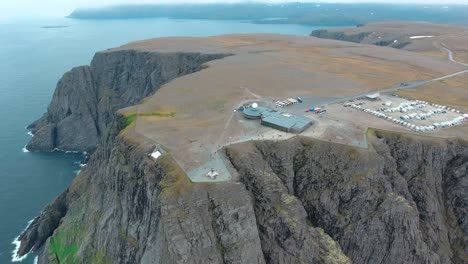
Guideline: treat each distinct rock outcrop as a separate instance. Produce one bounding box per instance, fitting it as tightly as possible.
[16,190,68,257]
[310,29,411,49]
[27,50,229,152]
[19,117,270,264]
[18,46,467,264]
[19,125,467,263]
[310,29,371,44]
[226,131,468,264]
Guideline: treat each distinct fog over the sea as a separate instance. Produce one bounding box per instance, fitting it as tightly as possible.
[1,0,467,18]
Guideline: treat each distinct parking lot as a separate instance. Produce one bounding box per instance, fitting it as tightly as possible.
[344,94,468,132]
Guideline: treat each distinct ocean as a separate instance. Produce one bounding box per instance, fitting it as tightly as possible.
[0,17,314,263]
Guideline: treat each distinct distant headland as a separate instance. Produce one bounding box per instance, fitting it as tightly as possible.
[68,3,468,26]
[41,25,70,29]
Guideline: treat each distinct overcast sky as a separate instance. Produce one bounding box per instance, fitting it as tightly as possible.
[2,0,468,18]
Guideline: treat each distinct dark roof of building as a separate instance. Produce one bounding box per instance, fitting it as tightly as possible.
[243,106,270,118]
[261,112,312,130]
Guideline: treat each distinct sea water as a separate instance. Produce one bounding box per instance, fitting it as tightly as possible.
[0,17,314,263]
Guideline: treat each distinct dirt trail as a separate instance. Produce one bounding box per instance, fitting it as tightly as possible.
[440,42,468,67]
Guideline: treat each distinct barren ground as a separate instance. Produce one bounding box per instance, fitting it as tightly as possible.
[115,30,467,181]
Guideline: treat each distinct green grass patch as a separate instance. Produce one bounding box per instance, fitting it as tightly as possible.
[49,227,81,264]
[121,111,176,132]
[91,251,111,264]
[48,196,88,264]
[158,154,192,198]
[124,113,137,127]
[138,111,176,118]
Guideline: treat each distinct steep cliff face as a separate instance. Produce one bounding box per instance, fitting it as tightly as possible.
[225,131,468,264]
[18,47,467,264]
[27,50,229,152]
[20,125,467,263]
[21,117,268,264]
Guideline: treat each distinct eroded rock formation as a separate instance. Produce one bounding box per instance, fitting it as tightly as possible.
[27,50,229,152]
[18,45,467,264]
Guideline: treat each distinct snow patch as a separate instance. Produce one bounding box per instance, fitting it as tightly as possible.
[409,35,434,39]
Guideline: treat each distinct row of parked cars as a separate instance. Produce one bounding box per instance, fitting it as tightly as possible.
[305,107,326,114]
[275,97,303,108]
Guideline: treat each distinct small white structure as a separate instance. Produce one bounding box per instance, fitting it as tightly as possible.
[365,93,380,100]
[150,150,162,160]
[206,169,219,179]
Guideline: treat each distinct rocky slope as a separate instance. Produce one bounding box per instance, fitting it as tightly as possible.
[310,29,371,44]
[226,132,468,264]
[310,22,468,53]
[17,45,467,264]
[310,29,411,49]
[18,124,467,263]
[27,50,228,152]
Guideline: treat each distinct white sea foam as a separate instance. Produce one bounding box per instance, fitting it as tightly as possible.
[11,219,34,262]
[22,146,29,153]
[74,169,81,175]
[79,163,87,168]
[27,131,34,137]
[53,147,82,154]
[34,256,38,264]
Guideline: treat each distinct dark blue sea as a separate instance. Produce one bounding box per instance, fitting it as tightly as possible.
[0,17,314,263]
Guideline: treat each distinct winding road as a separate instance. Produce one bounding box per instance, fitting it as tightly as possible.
[302,43,468,107]
[440,43,468,67]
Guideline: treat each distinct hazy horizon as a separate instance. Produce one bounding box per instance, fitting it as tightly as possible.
[1,0,468,19]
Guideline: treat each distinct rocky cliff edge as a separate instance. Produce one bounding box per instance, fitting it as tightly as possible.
[27,50,229,152]
[17,40,468,264]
